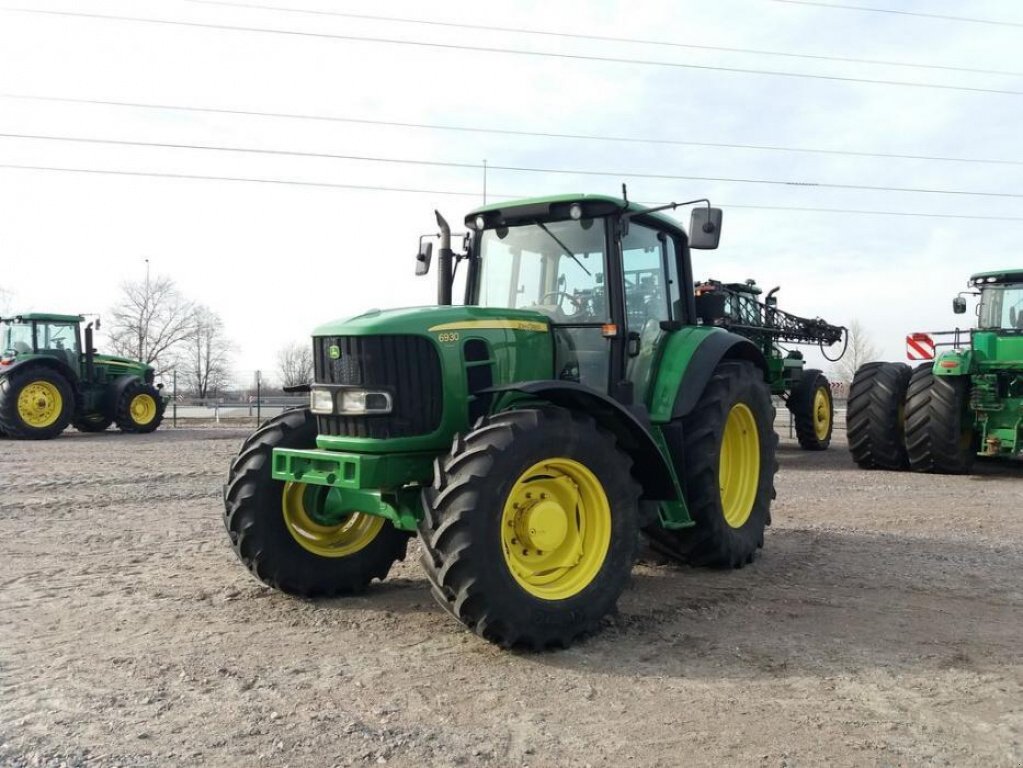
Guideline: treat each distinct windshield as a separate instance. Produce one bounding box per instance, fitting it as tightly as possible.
[476,219,607,322]
[2,322,33,354]
[979,284,1023,330]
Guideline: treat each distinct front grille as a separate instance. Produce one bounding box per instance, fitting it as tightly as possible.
[313,335,443,438]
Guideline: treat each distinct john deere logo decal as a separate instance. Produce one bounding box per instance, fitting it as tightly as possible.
[328,345,341,359]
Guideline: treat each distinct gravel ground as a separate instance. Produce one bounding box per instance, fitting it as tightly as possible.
[1,427,1021,767]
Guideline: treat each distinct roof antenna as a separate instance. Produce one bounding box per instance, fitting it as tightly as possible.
[621,183,629,205]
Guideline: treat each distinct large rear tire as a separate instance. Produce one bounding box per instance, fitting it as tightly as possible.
[847,362,911,470]
[645,360,778,569]
[787,369,833,450]
[419,406,641,650]
[0,368,73,440]
[223,409,411,596]
[114,380,166,433]
[904,366,976,474]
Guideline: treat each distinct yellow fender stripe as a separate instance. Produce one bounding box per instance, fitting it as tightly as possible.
[428,320,548,333]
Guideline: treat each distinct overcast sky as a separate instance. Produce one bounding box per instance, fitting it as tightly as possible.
[1,0,1021,381]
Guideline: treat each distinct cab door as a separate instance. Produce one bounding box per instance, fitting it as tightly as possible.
[620,223,682,404]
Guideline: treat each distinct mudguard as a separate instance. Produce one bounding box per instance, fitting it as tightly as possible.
[485,380,677,500]
[0,356,80,390]
[670,332,766,419]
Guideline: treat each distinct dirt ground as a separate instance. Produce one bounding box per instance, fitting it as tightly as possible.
[1,427,1021,768]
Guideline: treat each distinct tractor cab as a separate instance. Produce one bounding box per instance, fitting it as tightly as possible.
[460,194,720,405]
[969,270,1023,333]
[1,313,84,371]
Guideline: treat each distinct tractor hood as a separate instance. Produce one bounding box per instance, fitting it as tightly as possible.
[93,353,153,378]
[313,305,551,337]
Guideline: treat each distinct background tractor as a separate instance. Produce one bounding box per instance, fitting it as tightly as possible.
[224,193,779,650]
[848,269,1023,473]
[693,279,846,450]
[0,313,165,439]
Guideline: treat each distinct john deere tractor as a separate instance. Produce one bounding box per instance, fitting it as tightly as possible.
[224,194,779,649]
[693,279,846,450]
[848,269,1023,473]
[0,313,165,439]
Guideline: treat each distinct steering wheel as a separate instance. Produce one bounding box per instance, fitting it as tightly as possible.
[540,291,581,317]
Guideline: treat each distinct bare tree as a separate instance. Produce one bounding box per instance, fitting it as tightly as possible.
[107,275,194,374]
[276,341,313,389]
[833,319,882,383]
[180,305,232,398]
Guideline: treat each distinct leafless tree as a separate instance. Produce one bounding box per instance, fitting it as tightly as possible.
[180,305,232,398]
[106,275,194,374]
[833,319,882,383]
[276,341,314,389]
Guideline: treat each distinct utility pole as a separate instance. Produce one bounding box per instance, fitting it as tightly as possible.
[482,159,487,205]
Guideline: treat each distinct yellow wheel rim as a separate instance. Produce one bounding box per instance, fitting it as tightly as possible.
[500,458,611,601]
[719,403,760,529]
[813,387,832,441]
[281,481,384,558]
[17,381,63,428]
[129,394,157,425]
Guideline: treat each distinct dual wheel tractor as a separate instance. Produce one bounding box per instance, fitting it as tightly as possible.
[848,270,1023,474]
[0,313,165,439]
[693,279,846,450]
[224,193,781,650]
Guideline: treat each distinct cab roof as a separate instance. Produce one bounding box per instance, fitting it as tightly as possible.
[1,312,83,323]
[970,269,1023,285]
[466,193,688,237]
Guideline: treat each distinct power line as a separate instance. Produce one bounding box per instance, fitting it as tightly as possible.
[772,0,1023,28]
[4,92,1022,168]
[3,130,1021,200]
[178,0,1023,78]
[10,8,1023,97]
[2,162,1022,223]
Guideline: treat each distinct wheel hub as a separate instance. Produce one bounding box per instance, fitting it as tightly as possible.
[17,381,62,428]
[513,497,570,553]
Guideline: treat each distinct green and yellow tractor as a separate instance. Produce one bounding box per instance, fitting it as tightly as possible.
[0,313,165,439]
[224,194,779,649]
[693,279,846,450]
[848,269,1023,473]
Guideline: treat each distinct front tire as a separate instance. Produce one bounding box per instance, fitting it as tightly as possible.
[646,360,778,568]
[0,368,73,440]
[787,369,833,450]
[73,412,113,433]
[905,366,975,474]
[223,409,410,596]
[115,380,166,433]
[419,407,641,650]
[847,362,911,470]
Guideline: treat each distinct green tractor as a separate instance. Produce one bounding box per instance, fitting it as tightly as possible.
[693,279,846,450]
[0,313,165,439]
[848,269,1023,473]
[224,193,779,649]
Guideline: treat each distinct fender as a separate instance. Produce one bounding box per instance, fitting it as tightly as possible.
[0,356,81,391]
[485,380,677,500]
[647,327,766,422]
[109,373,145,408]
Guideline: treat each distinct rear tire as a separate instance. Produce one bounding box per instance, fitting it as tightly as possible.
[787,369,833,450]
[905,366,975,474]
[645,360,778,569]
[223,409,411,596]
[847,362,911,470]
[419,406,641,650]
[115,380,166,433]
[0,368,73,440]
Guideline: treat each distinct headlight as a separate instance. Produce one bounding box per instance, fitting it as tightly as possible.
[475,214,486,230]
[569,203,583,220]
[310,387,393,415]
[310,388,334,414]
[339,389,392,414]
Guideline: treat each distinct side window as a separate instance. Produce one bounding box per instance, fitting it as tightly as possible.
[41,323,80,354]
[621,224,678,331]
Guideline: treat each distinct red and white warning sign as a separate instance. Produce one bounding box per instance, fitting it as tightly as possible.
[906,333,935,360]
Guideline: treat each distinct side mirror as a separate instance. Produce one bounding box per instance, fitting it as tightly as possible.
[415,240,433,276]
[952,296,967,314]
[689,207,723,250]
